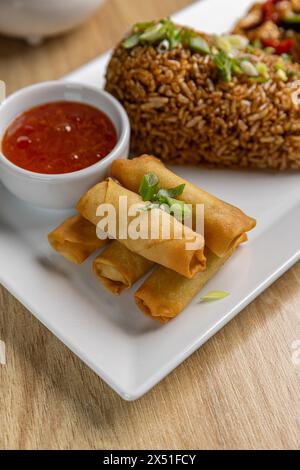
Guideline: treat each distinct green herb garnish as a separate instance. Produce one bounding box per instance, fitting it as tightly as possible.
[155,185,191,221]
[287,69,299,79]
[139,173,190,221]
[275,62,284,71]
[200,291,230,302]
[156,184,185,200]
[284,14,300,24]
[122,18,280,85]
[213,50,234,82]
[122,18,210,56]
[274,63,288,81]
[249,76,269,84]
[240,60,259,77]
[139,173,159,201]
[134,21,156,32]
[139,22,166,42]
[253,38,262,49]
[189,37,210,54]
[123,34,140,49]
[166,198,191,221]
[281,53,293,62]
[276,68,288,81]
[256,62,269,79]
[264,47,276,55]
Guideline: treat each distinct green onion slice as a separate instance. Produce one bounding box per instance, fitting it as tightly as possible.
[140,23,165,42]
[135,21,156,32]
[156,184,185,199]
[139,173,159,201]
[200,291,230,302]
[166,198,191,221]
[123,34,140,49]
[284,14,300,23]
[189,37,210,54]
[213,50,233,82]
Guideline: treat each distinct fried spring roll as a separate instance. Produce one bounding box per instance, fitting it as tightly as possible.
[93,241,154,294]
[135,234,247,323]
[48,215,106,264]
[111,156,256,257]
[77,178,206,278]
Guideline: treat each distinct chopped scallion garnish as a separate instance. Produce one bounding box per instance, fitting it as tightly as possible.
[200,291,230,302]
[156,184,185,199]
[276,68,288,81]
[189,37,210,54]
[139,173,159,201]
[122,34,140,49]
[139,173,189,221]
[165,198,191,221]
[140,23,165,42]
[157,39,170,54]
[213,50,233,82]
[284,14,300,24]
[240,60,258,77]
[134,21,155,32]
[122,18,295,85]
[256,62,269,79]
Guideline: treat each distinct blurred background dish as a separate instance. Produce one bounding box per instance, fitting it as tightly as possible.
[0,0,105,43]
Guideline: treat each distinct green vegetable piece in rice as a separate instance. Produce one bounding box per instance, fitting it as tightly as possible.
[213,50,235,82]
[189,37,210,54]
[134,21,156,32]
[276,68,288,81]
[256,62,269,79]
[157,39,170,54]
[281,53,293,62]
[284,14,300,24]
[240,60,259,77]
[123,34,140,49]
[140,23,166,43]
[264,47,276,55]
[215,34,248,54]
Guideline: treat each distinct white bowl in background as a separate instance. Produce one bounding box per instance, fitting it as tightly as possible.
[0,81,130,209]
[0,0,105,41]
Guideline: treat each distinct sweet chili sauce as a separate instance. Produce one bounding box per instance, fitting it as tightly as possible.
[1,101,117,174]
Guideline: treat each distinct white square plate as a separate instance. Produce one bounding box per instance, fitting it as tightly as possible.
[1,0,300,400]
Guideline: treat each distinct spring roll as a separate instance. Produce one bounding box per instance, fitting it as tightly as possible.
[48,215,106,264]
[93,241,154,294]
[77,178,206,278]
[111,155,256,257]
[135,234,247,323]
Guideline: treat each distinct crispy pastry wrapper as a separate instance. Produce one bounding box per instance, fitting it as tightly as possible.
[76,178,206,278]
[135,234,247,323]
[48,215,106,264]
[111,156,256,257]
[93,241,154,294]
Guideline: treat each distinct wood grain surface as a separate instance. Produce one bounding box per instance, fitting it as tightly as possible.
[1,0,300,450]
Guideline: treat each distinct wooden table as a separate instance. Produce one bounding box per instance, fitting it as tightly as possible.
[1,0,300,450]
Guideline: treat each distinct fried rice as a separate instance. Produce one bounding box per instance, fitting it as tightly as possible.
[105,26,300,170]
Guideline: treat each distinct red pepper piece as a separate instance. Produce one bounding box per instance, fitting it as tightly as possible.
[262,0,282,23]
[261,38,294,54]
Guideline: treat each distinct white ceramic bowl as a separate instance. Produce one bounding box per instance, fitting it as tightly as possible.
[0,81,130,210]
[0,0,105,41]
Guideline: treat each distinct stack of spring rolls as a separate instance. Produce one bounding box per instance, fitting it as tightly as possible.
[48,155,256,323]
